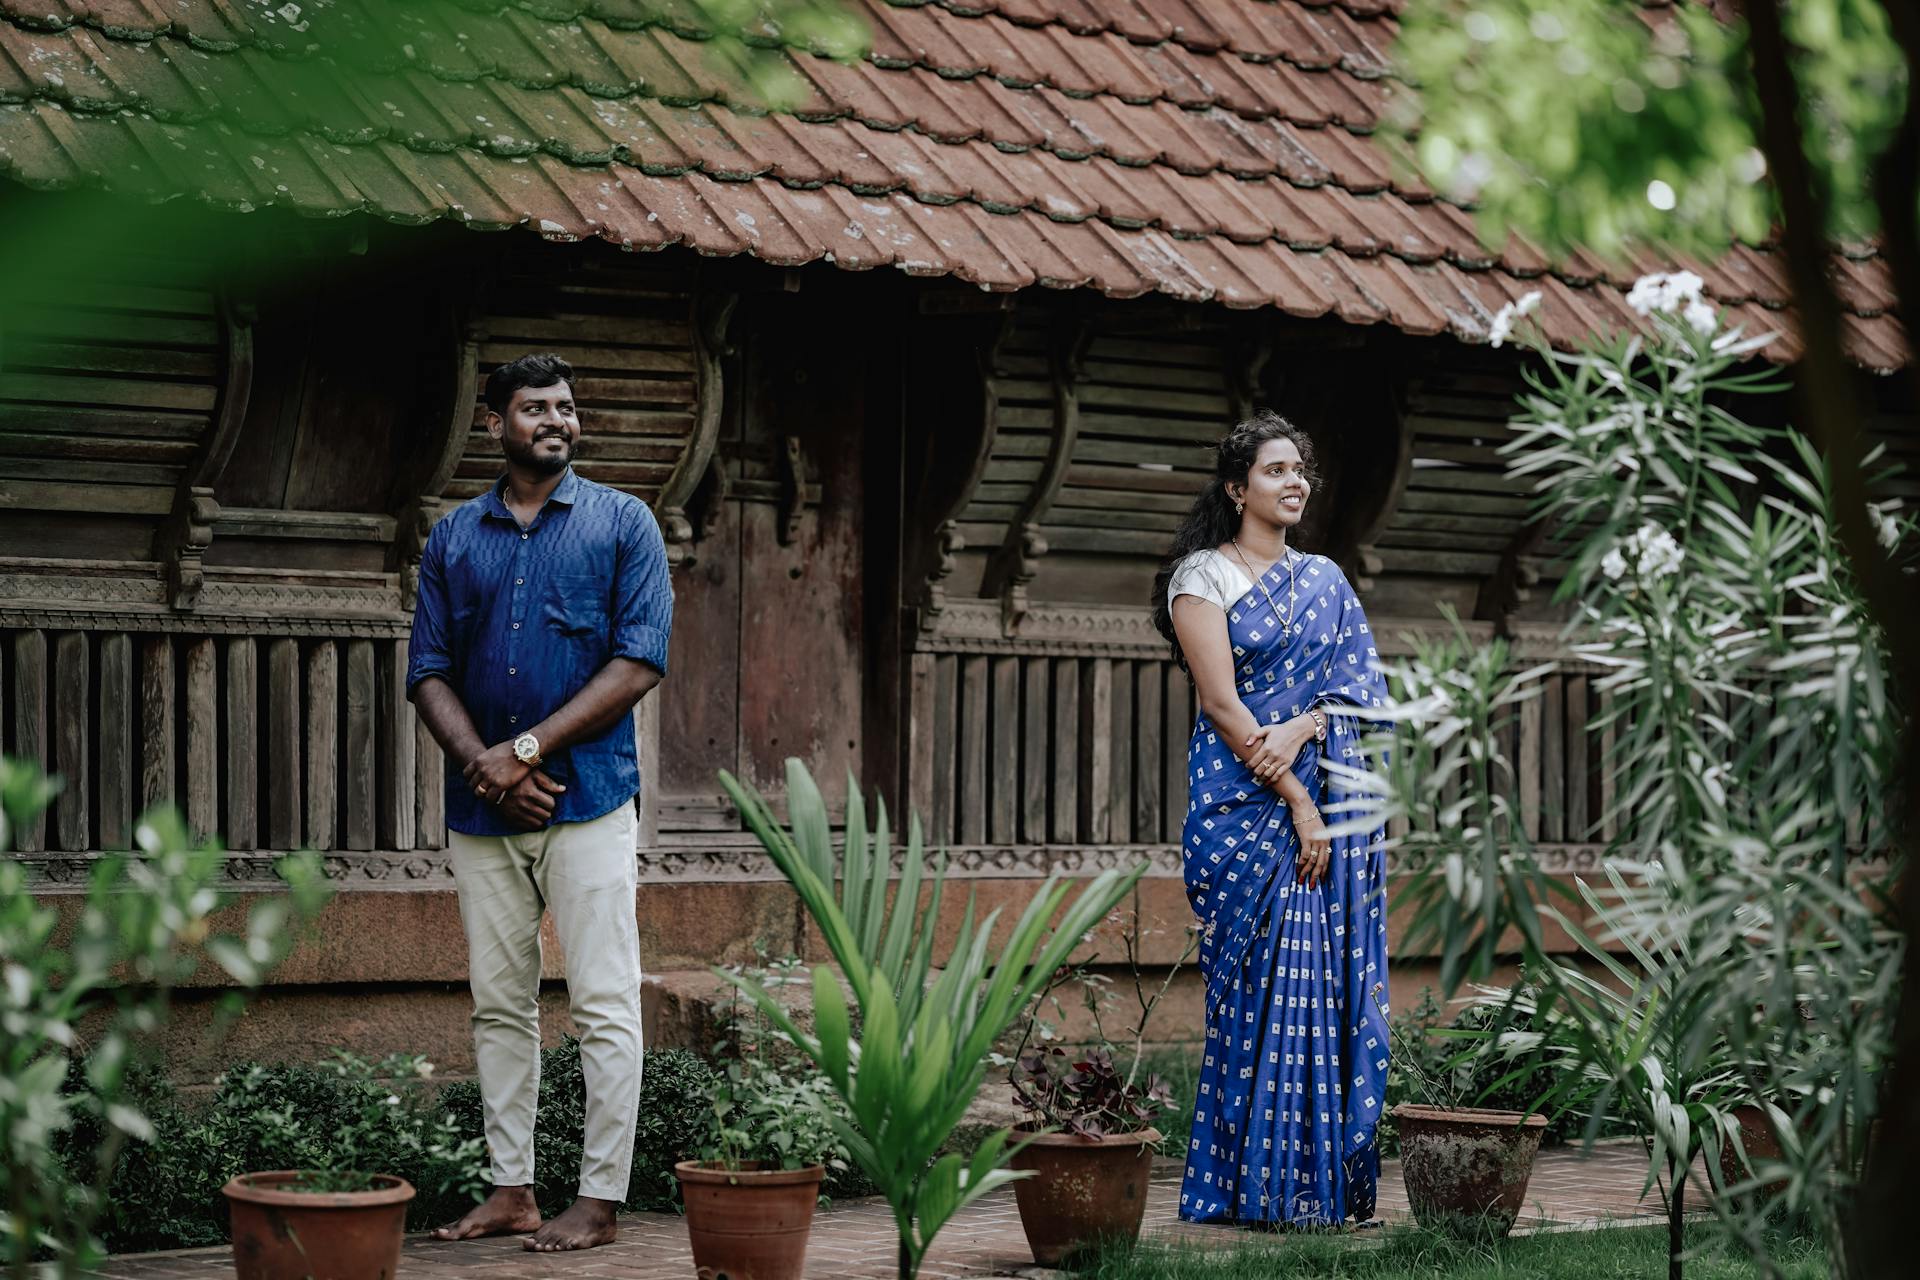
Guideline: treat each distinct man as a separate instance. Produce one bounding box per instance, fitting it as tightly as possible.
[407,353,671,1253]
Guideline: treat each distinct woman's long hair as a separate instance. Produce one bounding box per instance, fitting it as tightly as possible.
[1150,410,1319,671]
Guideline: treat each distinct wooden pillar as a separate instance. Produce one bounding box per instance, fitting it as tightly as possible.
[225,636,257,850]
[378,641,416,851]
[957,654,989,845]
[266,637,301,849]
[414,710,445,851]
[634,693,660,848]
[1050,657,1080,844]
[1078,658,1112,844]
[343,639,376,851]
[989,656,1019,845]
[906,653,936,834]
[1162,670,1192,844]
[929,654,957,846]
[99,633,132,850]
[140,634,175,819]
[1020,658,1050,844]
[1109,661,1134,844]
[306,641,338,850]
[10,630,46,852]
[183,637,217,842]
[53,632,88,852]
[1132,663,1163,841]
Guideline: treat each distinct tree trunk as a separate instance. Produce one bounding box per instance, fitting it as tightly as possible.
[1743,8,1920,1268]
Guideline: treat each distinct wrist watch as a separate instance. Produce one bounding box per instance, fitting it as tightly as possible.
[512,731,542,766]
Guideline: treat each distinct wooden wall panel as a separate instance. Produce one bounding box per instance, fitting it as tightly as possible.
[456,254,700,505]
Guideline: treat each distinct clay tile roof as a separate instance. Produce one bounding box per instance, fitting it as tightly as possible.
[0,0,1902,368]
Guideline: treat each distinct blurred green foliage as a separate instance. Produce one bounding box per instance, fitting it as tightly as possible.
[1394,0,1906,256]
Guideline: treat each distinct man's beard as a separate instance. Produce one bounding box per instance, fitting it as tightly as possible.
[505,434,575,475]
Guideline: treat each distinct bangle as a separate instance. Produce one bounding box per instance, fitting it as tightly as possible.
[1292,806,1321,826]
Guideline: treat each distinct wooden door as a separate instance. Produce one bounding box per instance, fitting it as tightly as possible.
[657,292,866,832]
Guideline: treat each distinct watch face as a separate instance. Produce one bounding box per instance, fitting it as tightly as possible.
[514,735,537,761]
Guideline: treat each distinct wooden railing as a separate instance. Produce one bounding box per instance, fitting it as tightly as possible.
[3,626,441,858]
[905,604,1618,854]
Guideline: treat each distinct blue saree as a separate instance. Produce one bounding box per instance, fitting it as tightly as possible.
[1177,551,1391,1227]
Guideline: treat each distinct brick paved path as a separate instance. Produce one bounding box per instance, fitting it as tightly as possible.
[90,1144,1689,1279]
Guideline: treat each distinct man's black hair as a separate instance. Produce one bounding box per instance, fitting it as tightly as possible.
[485,353,575,415]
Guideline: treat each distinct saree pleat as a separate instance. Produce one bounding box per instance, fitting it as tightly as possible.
[1177,553,1390,1227]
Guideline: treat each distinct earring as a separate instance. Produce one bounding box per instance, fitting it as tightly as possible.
[1234,501,1244,516]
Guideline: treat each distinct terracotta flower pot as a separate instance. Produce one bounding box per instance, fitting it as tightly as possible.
[675,1160,824,1280]
[1392,1105,1546,1237]
[223,1171,414,1280]
[1716,1103,1789,1203]
[1008,1127,1161,1265]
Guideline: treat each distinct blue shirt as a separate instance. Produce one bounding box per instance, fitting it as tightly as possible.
[406,469,673,836]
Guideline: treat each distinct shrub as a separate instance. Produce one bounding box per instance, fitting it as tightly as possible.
[436,1041,720,1217]
[72,1052,486,1251]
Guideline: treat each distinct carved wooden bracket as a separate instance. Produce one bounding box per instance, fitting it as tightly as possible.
[1475,518,1549,637]
[922,519,967,624]
[155,295,255,611]
[774,434,810,546]
[913,303,1012,627]
[392,308,485,610]
[1229,324,1276,422]
[980,311,1092,626]
[1347,390,1416,597]
[657,290,738,571]
[155,486,219,610]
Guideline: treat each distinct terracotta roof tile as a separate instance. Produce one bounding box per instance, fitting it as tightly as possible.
[0,0,1902,369]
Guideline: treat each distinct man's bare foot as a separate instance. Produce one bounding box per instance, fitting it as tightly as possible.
[522,1196,619,1252]
[431,1185,541,1241]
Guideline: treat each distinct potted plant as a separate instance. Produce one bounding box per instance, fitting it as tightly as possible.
[222,1052,487,1280]
[999,912,1189,1265]
[675,958,854,1280]
[1380,983,1548,1238]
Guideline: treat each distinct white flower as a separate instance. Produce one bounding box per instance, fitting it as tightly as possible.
[1633,523,1684,577]
[1682,299,1718,336]
[1487,290,1542,349]
[1625,270,1706,318]
[385,1094,400,1106]
[1869,501,1901,550]
[1604,523,1683,582]
[414,1060,436,1080]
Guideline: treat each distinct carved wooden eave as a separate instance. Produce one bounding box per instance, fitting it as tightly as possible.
[153,293,254,610]
[656,289,738,569]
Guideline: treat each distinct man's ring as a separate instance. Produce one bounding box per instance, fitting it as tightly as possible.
[476,784,488,798]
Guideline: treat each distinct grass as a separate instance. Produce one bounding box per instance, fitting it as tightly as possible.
[1067,1221,1826,1280]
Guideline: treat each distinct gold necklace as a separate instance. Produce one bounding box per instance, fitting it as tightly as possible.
[1230,539,1297,634]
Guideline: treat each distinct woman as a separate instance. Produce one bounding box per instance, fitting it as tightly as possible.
[1151,410,1391,1229]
